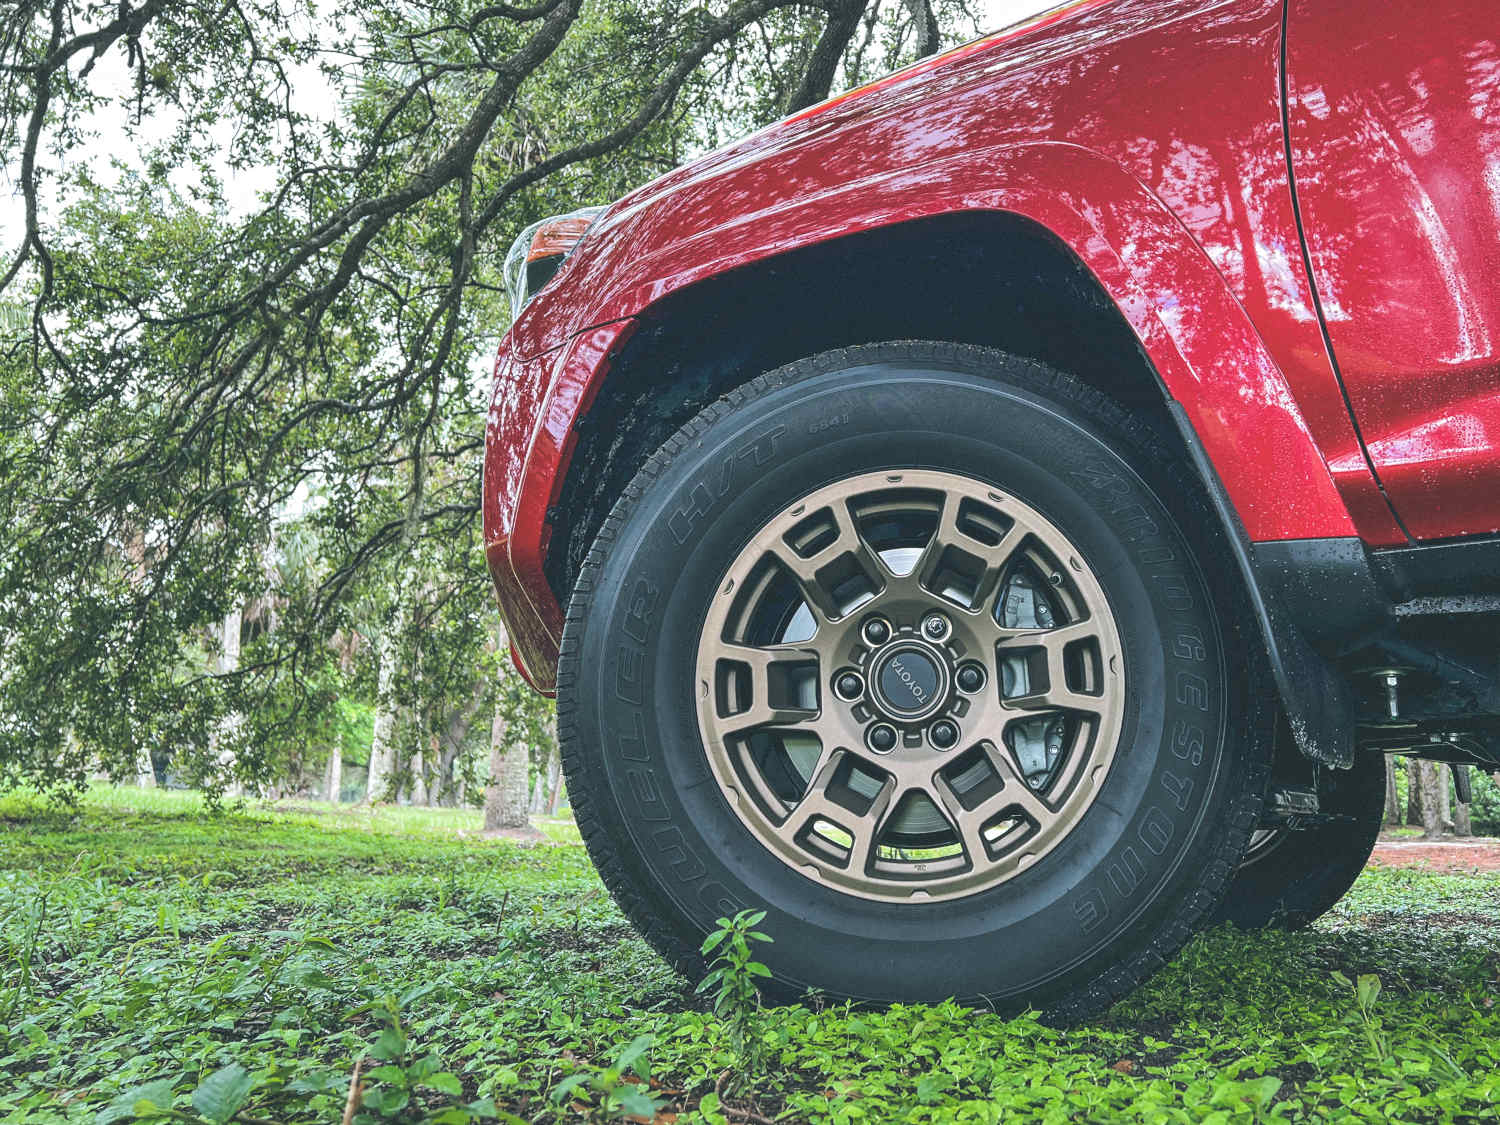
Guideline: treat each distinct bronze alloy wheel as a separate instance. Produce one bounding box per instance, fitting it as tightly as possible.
[694,469,1125,902]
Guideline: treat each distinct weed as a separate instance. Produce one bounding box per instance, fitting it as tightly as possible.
[548,1034,661,1122]
[0,880,47,1025]
[696,908,773,1088]
[1331,969,1388,1062]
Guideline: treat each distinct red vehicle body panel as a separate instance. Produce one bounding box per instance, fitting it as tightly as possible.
[1285,0,1500,541]
[483,0,1497,690]
[484,321,635,674]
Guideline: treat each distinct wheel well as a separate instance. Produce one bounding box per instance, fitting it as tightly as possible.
[546,210,1181,604]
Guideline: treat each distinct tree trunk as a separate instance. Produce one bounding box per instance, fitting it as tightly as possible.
[484,701,531,832]
[543,712,563,815]
[1453,765,1473,837]
[784,0,870,113]
[1417,761,1446,840]
[900,0,939,57]
[212,603,244,798]
[367,619,403,804]
[411,743,429,806]
[434,678,485,807]
[1384,758,1401,826]
[326,747,343,804]
[437,744,459,807]
[545,747,564,815]
[1437,764,1453,832]
[436,739,455,807]
[529,745,548,815]
[428,735,445,806]
[1454,796,1473,837]
[1406,758,1423,826]
[125,526,157,792]
[135,748,157,788]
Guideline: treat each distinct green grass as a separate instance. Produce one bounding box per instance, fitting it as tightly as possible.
[3,788,1499,1123]
[49,786,583,845]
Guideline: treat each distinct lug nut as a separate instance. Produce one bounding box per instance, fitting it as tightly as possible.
[929,720,959,750]
[862,617,891,645]
[835,671,864,700]
[922,612,950,640]
[956,663,986,693]
[868,723,898,753]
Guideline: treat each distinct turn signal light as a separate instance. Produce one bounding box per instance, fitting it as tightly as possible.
[503,205,606,312]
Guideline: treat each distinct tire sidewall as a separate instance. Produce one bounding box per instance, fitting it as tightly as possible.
[567,350,1251,1006]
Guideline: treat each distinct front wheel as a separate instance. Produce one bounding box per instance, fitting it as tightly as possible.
[558,342,1273,1018]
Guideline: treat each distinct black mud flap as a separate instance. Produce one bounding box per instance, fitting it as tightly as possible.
[1166,404,1391,769]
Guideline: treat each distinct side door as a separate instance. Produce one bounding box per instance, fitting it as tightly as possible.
[1285,0,1500,540]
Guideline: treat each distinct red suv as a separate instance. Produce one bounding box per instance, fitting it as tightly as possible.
[483,0,1500,1016]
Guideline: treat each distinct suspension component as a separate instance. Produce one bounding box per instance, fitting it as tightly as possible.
[1365,667,1407,720]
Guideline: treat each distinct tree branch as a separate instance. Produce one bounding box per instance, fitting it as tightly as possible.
[784,0,869,114]
[902,0,939,58]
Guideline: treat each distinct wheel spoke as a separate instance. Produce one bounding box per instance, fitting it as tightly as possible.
[911,492,1026,612]
[996,619,1104,714]
[769,500,885,622]
[934,743,1057,861]
[785,748,897,874]
[994,618,1097,650]
[712,641,821,736]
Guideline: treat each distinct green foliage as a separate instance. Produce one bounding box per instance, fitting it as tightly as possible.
[1467,768,1500,835]
[0,0,985,801]
[351,992,506,1123]
[549,1035,662,1122]
[4,788,1500,1123]
[2,786,1500,1122]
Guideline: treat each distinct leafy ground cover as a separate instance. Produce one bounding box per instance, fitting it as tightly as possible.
[3,788,1499,1124]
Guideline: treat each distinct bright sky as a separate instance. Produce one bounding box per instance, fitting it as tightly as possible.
[980,0,1060,32]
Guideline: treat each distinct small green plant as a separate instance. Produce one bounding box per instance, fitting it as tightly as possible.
[696,909,774,1082]
[347,990,504,1122]
[549,1034,662,1121]
[1331,970,1389,1062]
[0,882,47,1024]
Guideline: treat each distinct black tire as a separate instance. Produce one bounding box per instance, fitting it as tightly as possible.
[1212,751,1386,930]
[557,341,1274,1019]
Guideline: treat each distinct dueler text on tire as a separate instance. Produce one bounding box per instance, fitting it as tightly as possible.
[557,341,1274,1018]
[1213,748,1386,930]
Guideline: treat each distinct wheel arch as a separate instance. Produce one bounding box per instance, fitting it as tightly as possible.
[547,209,1175,607]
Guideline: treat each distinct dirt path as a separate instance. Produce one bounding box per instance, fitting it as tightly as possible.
[1369,835,1500,873]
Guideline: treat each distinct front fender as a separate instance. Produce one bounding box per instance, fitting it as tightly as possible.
[484,320,635,689]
